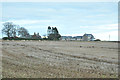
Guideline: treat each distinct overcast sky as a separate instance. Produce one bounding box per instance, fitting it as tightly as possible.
[1,2,118,41]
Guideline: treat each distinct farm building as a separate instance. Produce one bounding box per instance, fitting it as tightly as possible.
[61,34,95,41]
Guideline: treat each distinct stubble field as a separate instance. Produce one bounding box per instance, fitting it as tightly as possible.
[1,40,118,78]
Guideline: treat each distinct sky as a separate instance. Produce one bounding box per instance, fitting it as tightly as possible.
[1,2,118,41]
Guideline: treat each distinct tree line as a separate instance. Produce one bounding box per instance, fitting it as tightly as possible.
[2,22,29,39]
[2,22,61,40]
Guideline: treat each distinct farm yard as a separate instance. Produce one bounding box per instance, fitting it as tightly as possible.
[1,40,118,78]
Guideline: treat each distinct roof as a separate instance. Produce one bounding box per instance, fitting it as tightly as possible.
[76,36,83,38]
[83,34,93,36]
[83,34,94,39]
[61,36,72,38]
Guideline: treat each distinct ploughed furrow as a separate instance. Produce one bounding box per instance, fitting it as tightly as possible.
[31,46,117,65]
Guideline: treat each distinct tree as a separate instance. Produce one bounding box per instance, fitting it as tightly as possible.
[48,34,61,40]
[48,27,61,40]
[18,27,29,38]
[2,22,30,40]
[94,39,101,41]
[2,22,15,38]
[54,27,58,33]
[11,25,20,37]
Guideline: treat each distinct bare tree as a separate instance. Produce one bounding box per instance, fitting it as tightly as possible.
[2,22,15,38]
[18,27,29,38]
[2,22,30,39]
[11,25,20,37]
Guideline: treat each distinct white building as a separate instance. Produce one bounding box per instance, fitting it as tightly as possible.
[61,34,95,41]
[82,33,95,41]
[75,36,83,41]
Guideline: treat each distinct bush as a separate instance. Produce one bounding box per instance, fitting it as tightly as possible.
[2,37,9,40]
[2,37,42,40]
[94,39,101,41]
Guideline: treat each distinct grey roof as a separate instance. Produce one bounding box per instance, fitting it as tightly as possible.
[76,36,83,38]
[67,36,72,38]
[61,34,95,39]
[83,34,94,39]
[61,36,72,38]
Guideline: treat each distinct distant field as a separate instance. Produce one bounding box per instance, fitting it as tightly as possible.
[1,40,118,78]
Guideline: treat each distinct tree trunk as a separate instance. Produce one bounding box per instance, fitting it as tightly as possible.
[7,32,10,38]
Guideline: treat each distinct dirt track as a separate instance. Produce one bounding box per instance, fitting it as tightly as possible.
[1,40,118,78]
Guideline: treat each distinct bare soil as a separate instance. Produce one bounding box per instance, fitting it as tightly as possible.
[1,40,118,78]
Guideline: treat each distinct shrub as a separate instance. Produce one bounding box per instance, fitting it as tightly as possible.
[94,39,101,41]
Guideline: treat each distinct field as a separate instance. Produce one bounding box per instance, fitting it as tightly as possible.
[1,40,118,78]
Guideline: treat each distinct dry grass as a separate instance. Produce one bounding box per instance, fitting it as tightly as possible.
[1,40,118,78]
